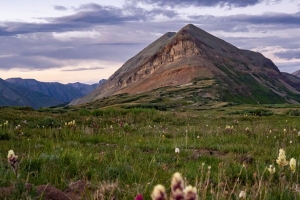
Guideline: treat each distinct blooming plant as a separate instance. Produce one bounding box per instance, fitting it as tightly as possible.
[268,165,276,174]
[151,184,167,200]
[238,191,246,199]
[290,158,296,173]
[7,150,18,175]
[152,172,198,200]
[276,148,289,168]
[170,172,184,200]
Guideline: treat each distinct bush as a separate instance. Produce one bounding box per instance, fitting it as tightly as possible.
[229,108,273,116]
[37,117,60,128]
[248,109,273,116]
[0,132,10,140]
[286,109,300,116]
[79,108,91,116]
[122,104,167,111]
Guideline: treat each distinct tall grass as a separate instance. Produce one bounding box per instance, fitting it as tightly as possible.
[0,106,300,199]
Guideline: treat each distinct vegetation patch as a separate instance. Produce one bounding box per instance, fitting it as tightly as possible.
[0,105,300,199]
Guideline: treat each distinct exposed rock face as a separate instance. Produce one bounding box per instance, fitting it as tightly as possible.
[70,24,300,105]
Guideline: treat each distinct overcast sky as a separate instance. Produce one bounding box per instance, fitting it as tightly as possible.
[0,0,299,84]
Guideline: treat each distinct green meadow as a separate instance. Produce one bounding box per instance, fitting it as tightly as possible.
[1,104,300,199]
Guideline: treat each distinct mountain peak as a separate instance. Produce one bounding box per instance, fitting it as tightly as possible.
[182,23,198,30]
[70,24,300,105]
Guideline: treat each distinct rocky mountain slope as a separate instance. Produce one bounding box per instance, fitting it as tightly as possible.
[71,24,300,105]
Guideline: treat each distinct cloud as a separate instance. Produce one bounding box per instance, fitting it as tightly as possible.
[61,67,104,71]
[0,4,138,36]
[131,0,261,8]
[276,61,300,73]
[54,5,68,11]
[50,6,140,24]
[0,3,178,37]
[0,1,299,76]
[232,12,300,25]
[189,12,300,32]
[0,30,148,71]
[0,55,61,70]
[76,3,104,11]
[275,49,300,60]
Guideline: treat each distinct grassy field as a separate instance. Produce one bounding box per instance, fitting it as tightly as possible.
[1,104,300,199]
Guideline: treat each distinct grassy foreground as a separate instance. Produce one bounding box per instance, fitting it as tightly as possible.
[1,104,300,199]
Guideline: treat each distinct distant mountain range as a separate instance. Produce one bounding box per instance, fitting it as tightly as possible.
[71,24,300,106]
[0,78,106,109]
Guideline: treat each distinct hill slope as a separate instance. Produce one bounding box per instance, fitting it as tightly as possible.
[6,78,85,103]
[0,78,63,109]
[70,24,300,106]
[6,78,106,104]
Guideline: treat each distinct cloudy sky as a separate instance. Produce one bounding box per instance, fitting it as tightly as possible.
[0,0,299,84]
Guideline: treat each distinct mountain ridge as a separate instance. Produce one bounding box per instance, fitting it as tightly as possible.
[1,78,106,108]
[0,78,63,109]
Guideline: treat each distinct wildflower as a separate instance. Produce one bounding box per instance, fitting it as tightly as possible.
[151,184,167,200]
[225,125,233,132]
[290,140,293,144]
[175,147,180,154]
[269,130,272,134]
[183,185,198,200]
[239,191,246,199]
[268,165,276,174]
[290,158,296,173]
[7,150,18,173]
[170,172,184,200]
[135,194,143,200]
[284,128,287,133]
[245,127,250,132]
[298,131,300,136]
[276,148,289,168]
[207,166,211,170]
[4,120,8,126]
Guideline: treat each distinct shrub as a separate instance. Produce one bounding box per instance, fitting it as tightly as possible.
[286,109,300,116]
[0,132,10,140]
